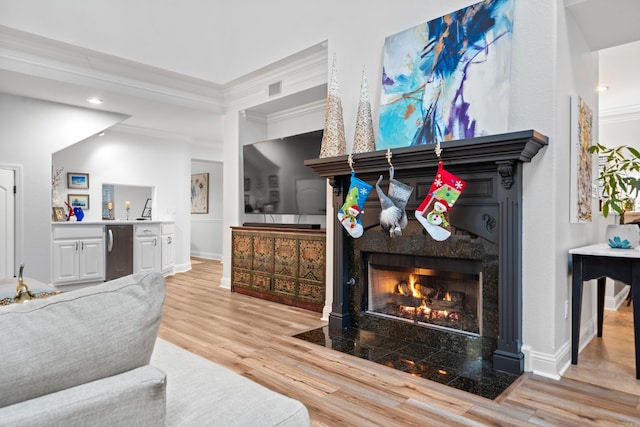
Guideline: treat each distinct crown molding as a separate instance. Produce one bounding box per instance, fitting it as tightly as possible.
[267,99,325,124]
[0,25,225,111]
[599,104,640,124]
[222,42,328,110]
[110,123,220,146]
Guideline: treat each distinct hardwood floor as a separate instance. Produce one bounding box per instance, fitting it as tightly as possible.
[159,258,640,426]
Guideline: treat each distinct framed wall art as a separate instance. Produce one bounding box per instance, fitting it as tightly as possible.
[191,173,209,214]
[68,194,89,209]
[67,172,89,189]
[378,0,515,149]
[569,94,593,223]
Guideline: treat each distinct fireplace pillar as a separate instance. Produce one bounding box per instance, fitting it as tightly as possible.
[328,175,352,331]
[306,130,548,374]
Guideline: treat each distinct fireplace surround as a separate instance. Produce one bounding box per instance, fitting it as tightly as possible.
[305,130,548,374]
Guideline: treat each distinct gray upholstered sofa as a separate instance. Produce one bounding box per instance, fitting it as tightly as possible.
[0,272,310,426]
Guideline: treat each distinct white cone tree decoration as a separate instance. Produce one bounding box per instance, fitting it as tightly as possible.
[319,55,346,158]
[352,68,376,153]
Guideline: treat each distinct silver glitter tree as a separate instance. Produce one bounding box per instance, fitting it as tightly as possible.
[319,55,346,158]
[352,68,376,153]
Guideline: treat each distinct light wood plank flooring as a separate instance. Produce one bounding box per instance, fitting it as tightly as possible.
[159,258,640,426]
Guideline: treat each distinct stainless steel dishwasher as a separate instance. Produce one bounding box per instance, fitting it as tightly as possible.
[105,224,133,281]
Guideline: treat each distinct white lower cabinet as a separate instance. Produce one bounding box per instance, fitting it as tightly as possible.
[161,223,175,274]
[134,224,160,273]
[52,222,174,286]
[52,225,105,285]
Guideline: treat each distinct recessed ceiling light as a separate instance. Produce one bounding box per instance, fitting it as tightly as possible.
[597,85,609,92]
[87,97,103,105]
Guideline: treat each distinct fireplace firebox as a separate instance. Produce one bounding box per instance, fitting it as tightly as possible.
[366,253,481,335]
[304,130,548,374]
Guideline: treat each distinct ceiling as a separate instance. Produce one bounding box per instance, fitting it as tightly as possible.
[0,0,638,145]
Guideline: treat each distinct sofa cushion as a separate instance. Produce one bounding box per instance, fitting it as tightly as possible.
[0,271,165,408]
[151,338,311,427]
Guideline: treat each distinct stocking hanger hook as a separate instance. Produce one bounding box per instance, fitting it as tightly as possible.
[347,153,355,173]
[386,148,395,179]
[434,140,442,159]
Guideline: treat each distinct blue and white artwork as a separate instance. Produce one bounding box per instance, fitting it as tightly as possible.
[378,0,515,149]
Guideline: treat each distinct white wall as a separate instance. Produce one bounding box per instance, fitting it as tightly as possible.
[191,159,223,260]
[52,128,193,273]
[0,93,126,282]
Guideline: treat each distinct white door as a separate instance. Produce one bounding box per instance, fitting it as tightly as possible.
[0,169,15,279]
[295,178,326,215]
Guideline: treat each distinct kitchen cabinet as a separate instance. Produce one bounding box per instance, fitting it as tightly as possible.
[52,225,105,285]
[161,223,175,274]
[134,224,160,273]
[231,226,326,312]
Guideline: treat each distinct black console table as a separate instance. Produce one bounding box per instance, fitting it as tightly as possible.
[570,243,640,379]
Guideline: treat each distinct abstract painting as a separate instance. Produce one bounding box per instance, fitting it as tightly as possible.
[378,0,515,149]
[570,95,593,223]
[191,173,209,214]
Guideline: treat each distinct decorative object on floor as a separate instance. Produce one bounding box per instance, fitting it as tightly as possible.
[605,224,640,249]
[589,143,640,218]
[415,143,467,241]
[375,150,413,237]
[378,0,515,149]
[351,68,375,154]
[337,156,373,238]
[67,172,89,189]
[13,264,34,303]
[191,173,209,214]
[319,55,346,158]
[569,95,593,223]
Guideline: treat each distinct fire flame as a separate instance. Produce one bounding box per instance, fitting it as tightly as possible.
[397,276,458,322]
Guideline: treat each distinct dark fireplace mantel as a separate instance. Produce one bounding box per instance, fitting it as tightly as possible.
[304,130,548,374]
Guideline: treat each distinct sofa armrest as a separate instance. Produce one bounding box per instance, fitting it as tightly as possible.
[0,365,166,427]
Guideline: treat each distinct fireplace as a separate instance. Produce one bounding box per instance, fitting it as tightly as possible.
[366,253,482,336]
[304,130,548,374]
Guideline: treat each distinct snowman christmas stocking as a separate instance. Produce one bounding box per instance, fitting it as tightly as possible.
[415,161,466,241]
[337,172,373,238]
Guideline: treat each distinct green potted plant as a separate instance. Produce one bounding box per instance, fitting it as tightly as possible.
[589,143,640,217]
[589,143,640,248]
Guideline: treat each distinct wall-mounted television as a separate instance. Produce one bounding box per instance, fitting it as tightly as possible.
[242,130,326,215]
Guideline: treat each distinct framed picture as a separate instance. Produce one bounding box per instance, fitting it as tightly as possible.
[269,190,279,203]
[68,194,89,209]
[269,175,278,188]
[191,173,209,214]
[569,94,593,223]
[67,172,89,189]
[52,206,66,222]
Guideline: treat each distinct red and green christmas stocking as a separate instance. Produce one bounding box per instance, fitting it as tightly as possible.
[337,172,373,238]
[415,161,466,241]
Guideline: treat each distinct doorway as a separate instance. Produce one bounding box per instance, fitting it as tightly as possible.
[0,168,15,278]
